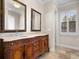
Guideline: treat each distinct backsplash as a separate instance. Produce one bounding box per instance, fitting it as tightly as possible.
[0,32,46,37]
[0,32,26,37]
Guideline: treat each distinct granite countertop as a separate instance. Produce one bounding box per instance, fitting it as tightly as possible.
[0,32,48,42]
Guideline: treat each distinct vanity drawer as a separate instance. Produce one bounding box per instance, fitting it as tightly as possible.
[4,41,20,48]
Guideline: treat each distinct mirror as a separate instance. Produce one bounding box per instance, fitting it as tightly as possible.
[31,8,41,31]
[4,0,26,32]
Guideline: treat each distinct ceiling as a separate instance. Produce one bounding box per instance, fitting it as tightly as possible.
[57,0,79,5]
[36,0,52,4]
[37,0,79,5]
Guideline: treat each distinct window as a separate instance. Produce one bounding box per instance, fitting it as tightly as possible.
[61,22,67,32]
[69,21,76,32]
[60,9,77,33]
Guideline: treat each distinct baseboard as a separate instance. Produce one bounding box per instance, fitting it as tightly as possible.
[57,44,79,50]
[49,48,56,52]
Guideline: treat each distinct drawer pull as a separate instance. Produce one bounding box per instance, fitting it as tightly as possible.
[11,43,14,46]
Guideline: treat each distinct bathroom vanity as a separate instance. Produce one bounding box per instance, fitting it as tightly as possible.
[0,34,49,59]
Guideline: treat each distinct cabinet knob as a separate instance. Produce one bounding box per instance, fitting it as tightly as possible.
[11,42,14,46]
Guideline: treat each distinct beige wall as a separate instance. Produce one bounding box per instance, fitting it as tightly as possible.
[59,35,79,47]
[44,1,58,51]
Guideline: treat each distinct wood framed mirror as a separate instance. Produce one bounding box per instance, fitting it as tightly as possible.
[0,0,4,32]
[31,8,41,31]
[0,0,26,32]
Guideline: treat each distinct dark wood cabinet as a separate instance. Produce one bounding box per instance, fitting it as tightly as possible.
[4,41,24,59]
[25,39,33,59]
[32,37,40,59]
[0,39,4,59]
[11,46,24,59]
[39,36,49,55]
[2,35,49,59]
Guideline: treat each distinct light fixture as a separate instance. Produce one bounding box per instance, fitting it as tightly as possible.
[13,0,21,8]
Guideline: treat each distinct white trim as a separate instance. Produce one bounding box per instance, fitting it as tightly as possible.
[60,32,79,36]
[57,44,79,50]
[49,48,56,52]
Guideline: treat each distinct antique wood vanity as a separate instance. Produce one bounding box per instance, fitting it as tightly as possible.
[0,35,49,59]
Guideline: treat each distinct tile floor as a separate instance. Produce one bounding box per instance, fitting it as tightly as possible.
[38,47,79,59]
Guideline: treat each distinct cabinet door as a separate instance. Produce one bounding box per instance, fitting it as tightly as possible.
[40,36,49,54]
[0,39,3,59]
[12,46,24,59]
[44,38,49,52]
[25,43,33,59]
[0,14,2,31]
[4,46,24,59]
[33,39,40,58]
[40,39,45,54]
